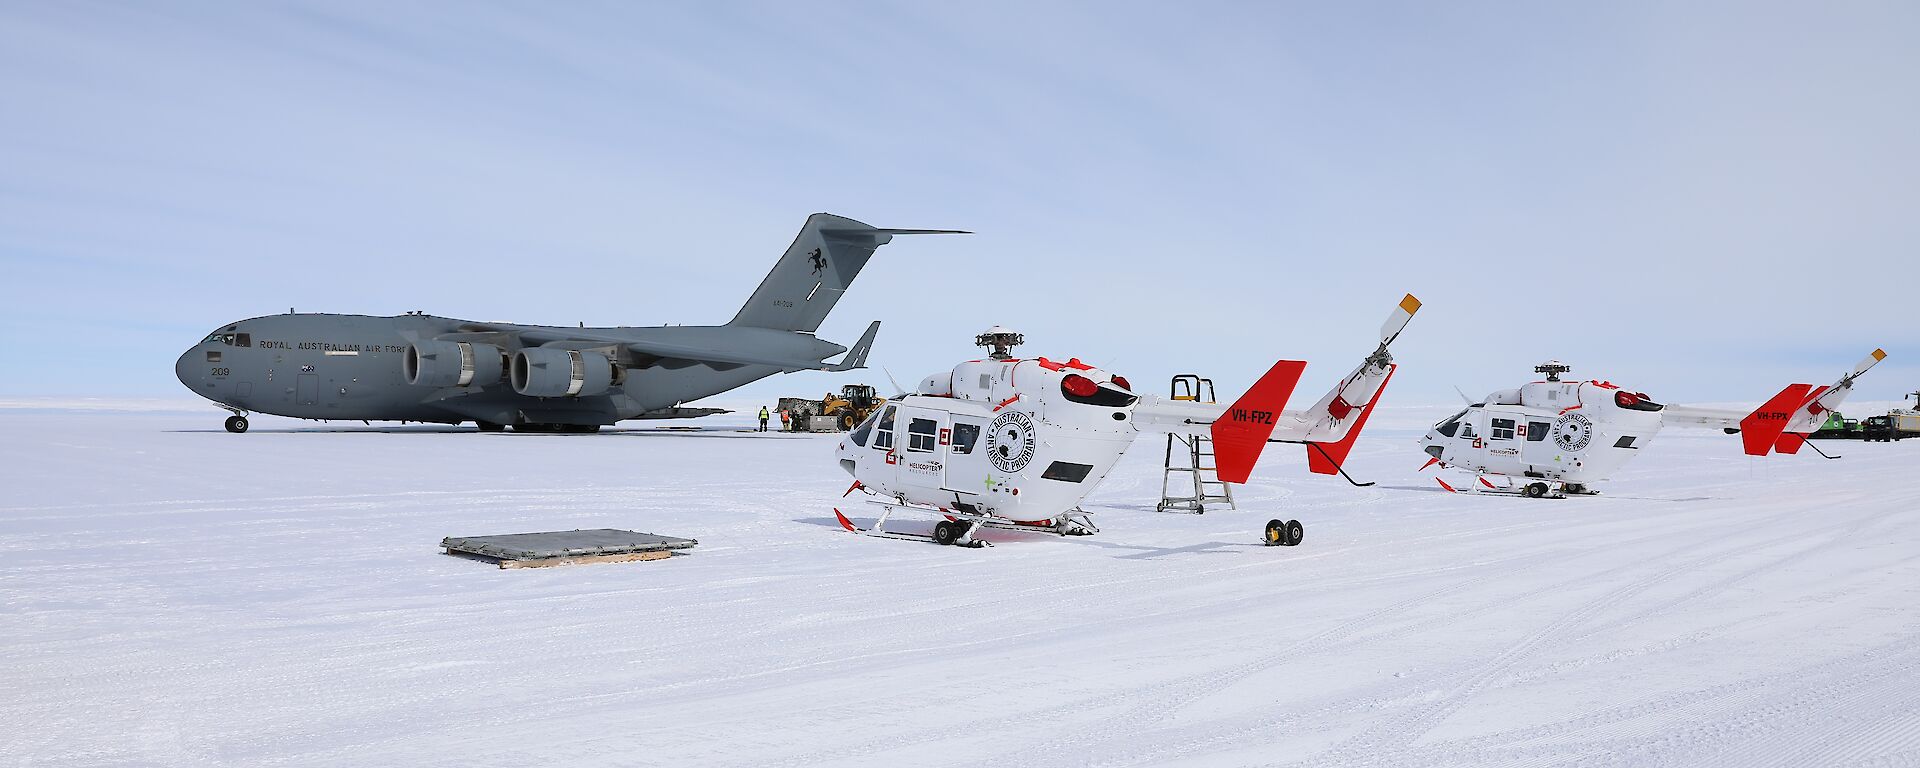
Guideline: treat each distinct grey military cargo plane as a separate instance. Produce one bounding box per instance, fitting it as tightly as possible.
[174,213,963,433]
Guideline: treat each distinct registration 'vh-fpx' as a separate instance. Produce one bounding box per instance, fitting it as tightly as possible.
[175,214,964,433]
[832,295,1423,548]
[1418,351,1887,498]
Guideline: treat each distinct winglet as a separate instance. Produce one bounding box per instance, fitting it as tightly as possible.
[826,321,881,372]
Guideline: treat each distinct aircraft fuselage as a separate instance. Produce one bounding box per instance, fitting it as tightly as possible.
[175,312,785,428]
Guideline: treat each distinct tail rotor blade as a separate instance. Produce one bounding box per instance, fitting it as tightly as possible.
[1380,294,1422,347]
[1850,348,1888,380]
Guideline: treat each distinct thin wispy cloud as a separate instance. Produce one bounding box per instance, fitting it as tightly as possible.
[2,2,1913,406]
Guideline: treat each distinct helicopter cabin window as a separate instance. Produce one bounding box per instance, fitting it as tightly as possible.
[1434,410,1466,438]
[1490,418,1516,440]
[1527,421,1550,442]
[1459,420,1477,440]
[872,406,897,450]
[951,422,981,455]
[906,418,937,452]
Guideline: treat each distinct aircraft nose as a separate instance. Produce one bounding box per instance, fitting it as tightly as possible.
[175,347,199,390]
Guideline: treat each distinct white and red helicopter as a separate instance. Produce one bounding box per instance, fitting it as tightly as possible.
[831,295,1423,547]
[1418,351,1888,498]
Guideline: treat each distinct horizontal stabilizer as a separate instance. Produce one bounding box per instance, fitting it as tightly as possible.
[825,321,880,372]
[1212,361,1307,484]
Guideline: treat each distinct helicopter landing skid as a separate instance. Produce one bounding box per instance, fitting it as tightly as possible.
[978,508,1099,537]
[1434,474,1581,499]
[833,500,993,547]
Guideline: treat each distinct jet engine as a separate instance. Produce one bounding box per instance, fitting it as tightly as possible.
[511,347,616,397]
[404,340,505,388]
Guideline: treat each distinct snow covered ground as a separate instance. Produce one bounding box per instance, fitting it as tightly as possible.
[3,407,1918,767]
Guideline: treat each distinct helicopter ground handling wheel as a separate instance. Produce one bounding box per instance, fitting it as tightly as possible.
[933,520,979,546]
[1524,482,1550,498]
[1264,519,1304,547]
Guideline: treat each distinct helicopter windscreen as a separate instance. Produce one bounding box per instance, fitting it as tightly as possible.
[848,405,888,447]
[1434,409,1468,437]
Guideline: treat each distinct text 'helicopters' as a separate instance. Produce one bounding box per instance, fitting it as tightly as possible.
[1418,351,1888,498]
[174,214,964,433]
[832,295,1422,547]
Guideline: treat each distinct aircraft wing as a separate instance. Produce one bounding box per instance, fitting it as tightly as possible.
[458,321,879,373]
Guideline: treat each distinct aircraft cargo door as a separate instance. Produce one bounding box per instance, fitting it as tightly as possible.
[297,374,319,406]
[943,416,989,494]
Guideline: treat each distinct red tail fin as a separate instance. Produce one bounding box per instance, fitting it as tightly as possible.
[1774,432,1806,455]
[1740,384,1813,456]
[1306,364,1395,475]
[1211,361,1307,484]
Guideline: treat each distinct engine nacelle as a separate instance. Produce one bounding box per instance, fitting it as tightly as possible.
[511,347,616,397]
[404,340,504,388]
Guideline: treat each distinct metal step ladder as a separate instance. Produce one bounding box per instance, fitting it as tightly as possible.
[1157,374,1235,514]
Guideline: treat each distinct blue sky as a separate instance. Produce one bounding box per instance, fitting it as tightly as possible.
[3,2,1915,409]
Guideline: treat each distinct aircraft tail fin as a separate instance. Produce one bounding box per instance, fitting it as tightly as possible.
[1211,361,1308,484]
[1737,348,1886,456]
[1307,364,1396,475]
[728,213,967,333]
[1739,384,1817,456]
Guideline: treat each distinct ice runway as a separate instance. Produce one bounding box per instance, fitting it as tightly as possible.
[3,408,1918,767]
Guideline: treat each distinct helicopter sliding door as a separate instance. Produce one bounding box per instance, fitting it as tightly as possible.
[942,416,989,495]
[896,406,949,491]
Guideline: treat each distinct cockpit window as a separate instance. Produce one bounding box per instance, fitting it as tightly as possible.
[849,408,880,447]
[1434,409,1467,438]
[872,406,897,450]
[204,332,236,345]
[233,332,251,347]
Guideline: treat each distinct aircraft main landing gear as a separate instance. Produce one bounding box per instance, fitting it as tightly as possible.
[224,415,249,433]
[475,421,506,433]
[1264,519,1304,547]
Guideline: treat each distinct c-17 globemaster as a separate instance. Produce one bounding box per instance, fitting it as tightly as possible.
[175,213,964,433]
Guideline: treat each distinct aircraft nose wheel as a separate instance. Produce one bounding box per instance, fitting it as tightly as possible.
[223,415,249,433]
[1264,519,1304,547]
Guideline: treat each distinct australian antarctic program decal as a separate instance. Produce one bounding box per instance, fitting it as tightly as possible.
[1554,412,1594,452]
[989,410,1038,473]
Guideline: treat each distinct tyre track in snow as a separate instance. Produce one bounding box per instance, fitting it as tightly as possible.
[1023,498,1854,767]
[1279,501,1897,768]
